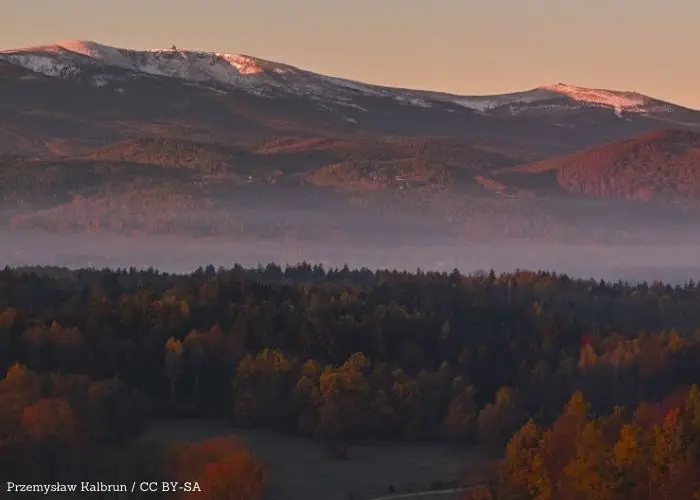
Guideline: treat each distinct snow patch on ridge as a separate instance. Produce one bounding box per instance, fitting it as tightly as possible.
[0,40,295,89]
[540,83,647,109]
[539,83,650,117]
[0,52,83,79]
[444,84,653,117]
[448,88,556,112]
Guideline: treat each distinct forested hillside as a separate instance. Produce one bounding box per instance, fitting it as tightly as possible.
[496,129,700,202]
[2,264,700,497]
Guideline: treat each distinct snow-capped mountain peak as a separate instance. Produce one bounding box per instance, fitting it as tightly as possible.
[0,40,297,84]
[538,82,649,112]
[0,40,691,119]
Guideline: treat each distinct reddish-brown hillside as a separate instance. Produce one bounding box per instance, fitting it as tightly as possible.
[495,130,700,201]
[82,138,246,173]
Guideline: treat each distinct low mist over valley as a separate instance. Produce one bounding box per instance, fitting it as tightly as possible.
[3,230,700,284]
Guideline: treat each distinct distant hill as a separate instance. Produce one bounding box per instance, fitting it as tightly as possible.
[1,132,699,244]
[493,130,700,202]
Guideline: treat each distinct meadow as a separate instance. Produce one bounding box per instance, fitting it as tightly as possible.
[143,420,492,500]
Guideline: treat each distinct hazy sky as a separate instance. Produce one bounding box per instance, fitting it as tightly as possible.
[2,0,699,108]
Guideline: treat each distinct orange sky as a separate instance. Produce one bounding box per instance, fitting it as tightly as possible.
[2,0,698,109]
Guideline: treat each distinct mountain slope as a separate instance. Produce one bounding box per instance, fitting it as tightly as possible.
[492,129,700,202]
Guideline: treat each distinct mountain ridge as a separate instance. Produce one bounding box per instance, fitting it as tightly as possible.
[1,40,695,117]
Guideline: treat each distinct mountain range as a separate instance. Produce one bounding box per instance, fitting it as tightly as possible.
[2,40,700,251]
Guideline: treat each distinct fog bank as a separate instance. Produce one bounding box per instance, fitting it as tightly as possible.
[2,230,699,284]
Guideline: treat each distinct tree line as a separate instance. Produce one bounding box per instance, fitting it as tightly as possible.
[2,263,700,498]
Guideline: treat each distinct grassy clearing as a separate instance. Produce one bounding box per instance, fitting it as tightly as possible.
[142,420,492,500]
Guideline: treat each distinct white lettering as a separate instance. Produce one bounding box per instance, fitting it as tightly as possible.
[5,483,79,494]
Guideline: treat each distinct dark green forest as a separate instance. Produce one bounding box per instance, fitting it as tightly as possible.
[2,263,700,498]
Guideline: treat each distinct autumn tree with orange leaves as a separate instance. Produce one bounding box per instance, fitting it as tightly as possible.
[169,437,266,500]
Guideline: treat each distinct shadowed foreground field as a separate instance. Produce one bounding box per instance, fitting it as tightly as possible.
[142,420,492,500]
